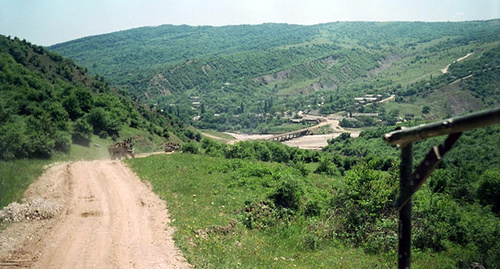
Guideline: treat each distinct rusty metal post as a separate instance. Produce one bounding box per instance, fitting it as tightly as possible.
[399,143,413,269]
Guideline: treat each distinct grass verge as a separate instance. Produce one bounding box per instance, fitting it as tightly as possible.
[0,159,50,208]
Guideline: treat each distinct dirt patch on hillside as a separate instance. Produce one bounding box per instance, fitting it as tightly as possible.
[147,73,172,96]
[368,54,401,77]
[0,161,191,269]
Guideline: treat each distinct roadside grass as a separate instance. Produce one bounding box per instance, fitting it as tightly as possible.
[126,153,455,268]
[0,159,50,208]
[0,134,108,209]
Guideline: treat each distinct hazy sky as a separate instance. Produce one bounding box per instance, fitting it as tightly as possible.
[1,0,499,46]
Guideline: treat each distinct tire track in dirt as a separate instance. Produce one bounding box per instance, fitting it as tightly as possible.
[1,160,191,269]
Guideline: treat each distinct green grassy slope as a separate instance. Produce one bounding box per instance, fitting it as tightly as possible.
[49,20,500,132]
[126,153,492,268]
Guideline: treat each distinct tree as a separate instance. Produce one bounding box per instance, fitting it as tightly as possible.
[62,94,83,120]
[477,169,500,213]
[422,105,430,114]
[74,87,94,112]
[239,102,245,114]
[0,118,29,160]
[87,107,109,134]
[72,117,93,146]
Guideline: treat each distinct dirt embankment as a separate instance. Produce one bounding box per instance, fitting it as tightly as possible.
[0,160,191,269]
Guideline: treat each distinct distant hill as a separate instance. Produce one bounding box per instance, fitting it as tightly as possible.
[49,20,500,131]
[0,35,190,160]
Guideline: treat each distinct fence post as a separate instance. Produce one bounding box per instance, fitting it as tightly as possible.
[399,143,413,269]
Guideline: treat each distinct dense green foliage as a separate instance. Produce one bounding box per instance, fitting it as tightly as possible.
[132,119,500,268]
[50,20,500,131]
[146,123,500,267]
[323,126,500,265]
[0,35,189,160]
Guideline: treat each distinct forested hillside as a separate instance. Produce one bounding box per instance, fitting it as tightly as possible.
[50,20,500,131]
[0,35,190,161]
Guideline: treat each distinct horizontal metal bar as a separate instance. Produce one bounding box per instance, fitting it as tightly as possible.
[384,107,500,146]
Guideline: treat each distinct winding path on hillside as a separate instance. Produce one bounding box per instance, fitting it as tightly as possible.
[0,160,191,269]
[441,53,474,74]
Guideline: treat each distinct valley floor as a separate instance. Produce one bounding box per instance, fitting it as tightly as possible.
[225,117,361,149]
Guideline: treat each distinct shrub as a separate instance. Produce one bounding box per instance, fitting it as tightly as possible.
[477,169,500,213]
[98,130,108,139]
[72,118,92,146]
[181,141,200,154]
[53,131,71,153]
[239,201,279,230]
[0,118,29,160]
[330,164,398,246]
[269,175,303,211]
[314,159,340,176]
[293,161,309,177]
[28,133,55,158]
[304,199,322,217]
[201,138,225,157]
[87,107,109,134]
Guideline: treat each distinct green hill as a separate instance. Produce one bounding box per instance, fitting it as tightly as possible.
[49,20,500,131]
[0,35,191,161]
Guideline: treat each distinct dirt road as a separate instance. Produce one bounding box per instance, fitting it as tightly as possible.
[0,160,190,269]
[441,53,474,74]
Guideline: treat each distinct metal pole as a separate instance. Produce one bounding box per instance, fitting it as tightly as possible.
[399,143,413,269]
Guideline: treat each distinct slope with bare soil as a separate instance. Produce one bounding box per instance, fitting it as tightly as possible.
[0,160,191,269]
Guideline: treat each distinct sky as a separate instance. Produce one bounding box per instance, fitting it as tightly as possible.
[1,0,499,46]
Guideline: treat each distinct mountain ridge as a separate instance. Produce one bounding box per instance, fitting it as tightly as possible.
[48,20,500,131]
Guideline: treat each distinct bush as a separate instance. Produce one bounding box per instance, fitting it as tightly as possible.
[304,199,322,217]
[87,107,109,134]
[330,164,398,247]
[314,159,340,176]
[28,133,55,158]
[53,131,71,153]
[201,138,225,157]
[477,169,500,213]
[292,161,309,177]
[269,175,303,211]
[181,141,200,154]
[0,118,29,160]
[72,118,92,146]
[98,130,108,139]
